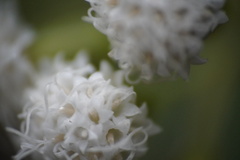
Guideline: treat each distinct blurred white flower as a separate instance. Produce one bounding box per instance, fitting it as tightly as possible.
[84,0,118,34]
[7,53,160,160]
[0,0,35,128]
[99,60,125,87]
[85,0,228,83]
[31,52,95,94]
[0,1,33,67]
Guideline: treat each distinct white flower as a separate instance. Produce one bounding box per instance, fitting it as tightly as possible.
[7,53,160,160]
[85,0,228,83]
[84,0,118,34]
[0,0,34,128]
[0,1,34,68]
[99,60,125,87]
[31,52,95,95]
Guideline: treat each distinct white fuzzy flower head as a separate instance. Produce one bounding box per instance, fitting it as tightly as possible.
[0,0,34,128]
[0,0,34,68]
[8,54,160,160]
[86,0,228,83]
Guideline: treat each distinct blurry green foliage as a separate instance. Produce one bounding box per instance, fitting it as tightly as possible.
[19,0,109,65]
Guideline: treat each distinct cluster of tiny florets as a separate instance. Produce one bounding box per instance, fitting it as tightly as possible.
[7,53,160,160]
[2,0,229,160]
[86,0,228,82]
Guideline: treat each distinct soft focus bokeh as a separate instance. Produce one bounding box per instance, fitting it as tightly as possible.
[1,0,239,159]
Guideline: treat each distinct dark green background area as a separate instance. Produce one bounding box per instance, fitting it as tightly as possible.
[1,0,240,159]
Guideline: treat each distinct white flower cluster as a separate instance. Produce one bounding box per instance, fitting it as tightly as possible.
[7,53,160,160]
[0,0,34,128]
[0,1,33,64]
[86,0,228,82]
[3,0,228,159]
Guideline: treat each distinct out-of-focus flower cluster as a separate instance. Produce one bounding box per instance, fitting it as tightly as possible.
[8,53,160,160]
[86,0,228,82]
[0,0,34,128]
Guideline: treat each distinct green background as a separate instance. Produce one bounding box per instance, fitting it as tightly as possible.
[1,0,240,159]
